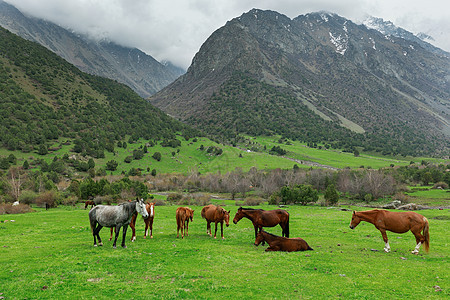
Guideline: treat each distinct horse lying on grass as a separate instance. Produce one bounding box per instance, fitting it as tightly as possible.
[254,231,313,252]
[349,209,430,254]
[89,198,148,248]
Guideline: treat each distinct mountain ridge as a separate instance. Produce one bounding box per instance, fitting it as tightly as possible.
[150,9,450,157]
[0,0,182,97]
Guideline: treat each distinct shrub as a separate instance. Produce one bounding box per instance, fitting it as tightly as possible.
[190,193,210,206]
[0,203,34,215]
[324,184,339,206]
[432,182,448,189]
[166,193,183,203]
[19,190,39,205]
[35,190,60,208]
[243,196,264,206]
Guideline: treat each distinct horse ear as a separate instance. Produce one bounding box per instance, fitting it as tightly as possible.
[352,211,356,215]
[228,210,230,214]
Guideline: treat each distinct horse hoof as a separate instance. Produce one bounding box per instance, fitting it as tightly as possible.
[99,243,103,247]
[150,236,153,238]
[94,244,98,247]
[122,245,127,249]
[113,246,117,249]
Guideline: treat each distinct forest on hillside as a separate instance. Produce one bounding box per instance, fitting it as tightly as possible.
[0,27,198,155]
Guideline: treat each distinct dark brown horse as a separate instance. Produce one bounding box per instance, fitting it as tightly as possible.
[84,200,96,210]
[201,204,230,239]
[109,202,155,241]
[254,231,313,252]
[233,207,290,238]
[176,207,194,238]
[349,209,430,254]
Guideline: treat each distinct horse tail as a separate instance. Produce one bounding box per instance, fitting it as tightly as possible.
[201,207,207,219]
[423,217,430,252]
[88,209,96,233]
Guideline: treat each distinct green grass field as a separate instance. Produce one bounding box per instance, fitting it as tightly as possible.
[2,135,444,176]
[1,204,448,299]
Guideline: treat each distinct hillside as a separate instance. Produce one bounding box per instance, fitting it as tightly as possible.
[0,0,183,97]
[150,9,450,157]
[0,27,197,154]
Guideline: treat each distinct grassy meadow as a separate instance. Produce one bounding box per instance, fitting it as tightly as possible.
[1,135,444,176]
[1,203,448,299]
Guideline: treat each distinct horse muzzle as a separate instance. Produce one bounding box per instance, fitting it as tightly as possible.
[349,225,354,229]
[233,220,237,224]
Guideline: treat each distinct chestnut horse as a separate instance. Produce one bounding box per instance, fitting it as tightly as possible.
[233,207,290,238]
[349,209,430,254]
[254,231,313,252]
[201,204,230,239]
[84,200,96,210]
[176,207,194,238]
[109,202,155,241]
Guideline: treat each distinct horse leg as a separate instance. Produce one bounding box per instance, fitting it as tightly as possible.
[220,222,225,240]
[149,218,154,238]
[185,220,189,237]
[180,218,185,239]
[121,225,128,248]
[94,224,103,247]
[214,222,218,239]
[113,226,120,248]
[130,218,136,242]
[177,220,180,238]
[411,230,424,254]
[207,221,211,236]
[109,227,113,241]
[379,229,390,252]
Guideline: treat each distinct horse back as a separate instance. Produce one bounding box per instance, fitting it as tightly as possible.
[379,210,424,233]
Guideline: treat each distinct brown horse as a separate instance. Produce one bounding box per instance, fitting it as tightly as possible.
[176,207,194,238]
[254,231,313,252]
[109,202,155,241]
[201,204,230,239]
[349,209,430,254]
[84,200,96,210]
[233,207,290,239]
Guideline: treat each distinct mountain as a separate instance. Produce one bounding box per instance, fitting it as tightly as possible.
[0,0,182,97]
[0,26,197,154]
[362,16,447,57]
[150,9,450,157]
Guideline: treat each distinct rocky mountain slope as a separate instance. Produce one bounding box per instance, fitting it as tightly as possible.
[0,0,183,97]
[150,9,450,156]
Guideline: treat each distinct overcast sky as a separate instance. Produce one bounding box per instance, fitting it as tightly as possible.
[5,0,450,69]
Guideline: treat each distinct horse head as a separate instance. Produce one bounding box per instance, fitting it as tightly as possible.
[233,207,244,224]
[223,209,231,227]
[349,211,361,229]
[254,231,264,246]
[189,209,194,222]
[136,198,149,219]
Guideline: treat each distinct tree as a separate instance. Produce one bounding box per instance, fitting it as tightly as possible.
[38,144,48,155]
[324,184,339,206]
[106,160,118,171]
[152,152,162,161]
[88,158,95,170]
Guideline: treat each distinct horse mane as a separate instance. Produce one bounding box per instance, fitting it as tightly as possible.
[239,207,263,211]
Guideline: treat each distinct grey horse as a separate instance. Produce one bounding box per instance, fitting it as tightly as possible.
[89,198,148,248]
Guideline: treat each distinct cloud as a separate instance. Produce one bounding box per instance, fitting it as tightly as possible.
[5,0,450,69]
